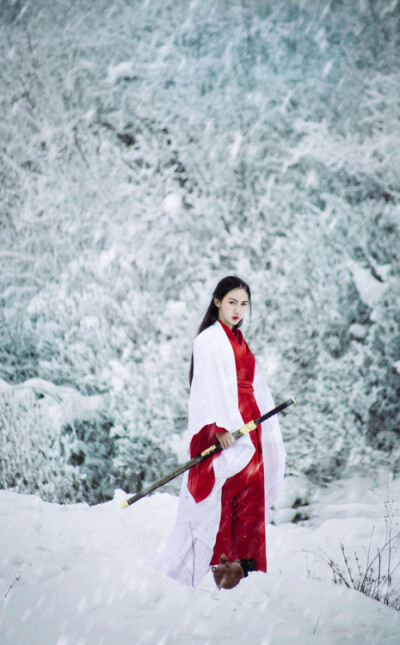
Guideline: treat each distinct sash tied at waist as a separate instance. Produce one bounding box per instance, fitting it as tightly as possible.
[237,381,254,395]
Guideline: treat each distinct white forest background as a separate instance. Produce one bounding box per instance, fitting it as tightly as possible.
[0,0,399,506]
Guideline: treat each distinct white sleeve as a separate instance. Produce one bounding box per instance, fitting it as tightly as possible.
[253,362,286,514]
[188,329,255,480]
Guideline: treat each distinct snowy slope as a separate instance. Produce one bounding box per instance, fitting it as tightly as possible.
[1,474,399,645]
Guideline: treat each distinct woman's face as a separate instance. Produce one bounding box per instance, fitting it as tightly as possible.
[214,288,249,329]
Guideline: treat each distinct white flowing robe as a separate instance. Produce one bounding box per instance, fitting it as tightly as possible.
[151,321,286,587]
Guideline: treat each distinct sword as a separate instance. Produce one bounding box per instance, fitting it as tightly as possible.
[121,397,296,509]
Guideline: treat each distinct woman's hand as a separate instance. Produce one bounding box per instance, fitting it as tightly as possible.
[215,431,235,450]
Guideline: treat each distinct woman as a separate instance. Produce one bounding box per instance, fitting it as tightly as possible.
[152,276,286,587]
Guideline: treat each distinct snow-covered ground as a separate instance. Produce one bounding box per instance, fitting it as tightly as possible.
[1,473,399,644]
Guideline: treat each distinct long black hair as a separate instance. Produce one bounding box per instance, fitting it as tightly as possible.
[189,276,251,385]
